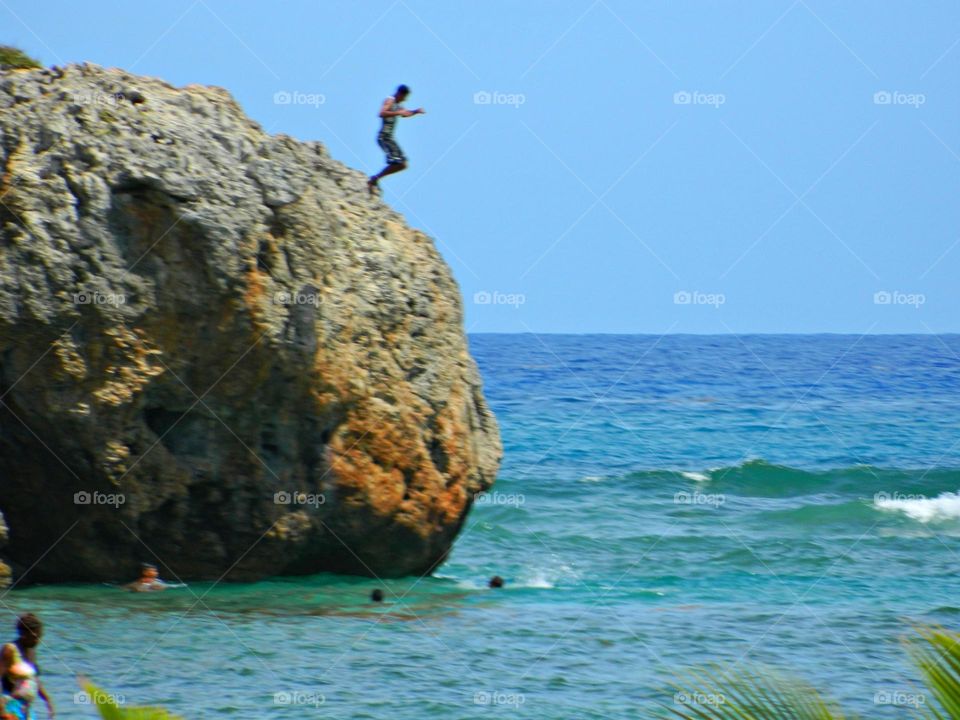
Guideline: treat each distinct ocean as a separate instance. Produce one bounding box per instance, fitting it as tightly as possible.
[10,334,960,718]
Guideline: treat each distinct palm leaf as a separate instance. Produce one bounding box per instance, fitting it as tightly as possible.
[666,663,853,719]
[79,678,185,720]
[908,625,960,720]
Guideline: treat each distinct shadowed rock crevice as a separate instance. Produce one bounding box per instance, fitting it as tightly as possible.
[0,62,501,583]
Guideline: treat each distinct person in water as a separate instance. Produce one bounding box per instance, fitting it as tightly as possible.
[367,84,425,194]
[370,589,384,603]
[489,576,504,589]
[0,613,54,719]
[126,563,168,592]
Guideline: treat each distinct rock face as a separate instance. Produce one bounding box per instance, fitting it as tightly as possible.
[0,64,501,582]
[0,511,9,588]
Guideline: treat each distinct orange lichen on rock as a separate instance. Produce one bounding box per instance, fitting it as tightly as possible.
[266,510,312,542]
[431,381,474,523]
[241,258,273,331]
[91,326,164,406]
[101,439,131,483]
[52,335,87,379]
[327,382,478,534]
[328,394,429,520]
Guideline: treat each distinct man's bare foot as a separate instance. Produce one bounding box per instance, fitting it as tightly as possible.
[367,176,379,196]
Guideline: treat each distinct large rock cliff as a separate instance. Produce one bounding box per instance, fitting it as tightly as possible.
[0,63,501,582]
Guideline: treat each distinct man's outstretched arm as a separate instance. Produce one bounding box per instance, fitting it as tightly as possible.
[379,98,424,118]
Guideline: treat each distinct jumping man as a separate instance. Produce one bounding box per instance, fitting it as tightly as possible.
[368,84,425,194]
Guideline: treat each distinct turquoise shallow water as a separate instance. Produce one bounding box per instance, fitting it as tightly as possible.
[8,334,960,717]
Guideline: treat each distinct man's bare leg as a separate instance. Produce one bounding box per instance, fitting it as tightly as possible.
[368,162,407,194]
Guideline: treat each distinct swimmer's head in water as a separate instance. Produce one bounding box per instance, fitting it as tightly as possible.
[141,563,159,580]
[489,576,504,589]
[370,589,384,603]
[15,613,42,647]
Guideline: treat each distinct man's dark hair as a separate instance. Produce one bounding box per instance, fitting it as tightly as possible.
[489,575,504,589]
[141,562,157,572]
[396,84,410,96]
[370,588,384,602]
[16,613,42,640]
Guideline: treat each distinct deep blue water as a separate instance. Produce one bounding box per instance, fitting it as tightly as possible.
[9,334,960,717]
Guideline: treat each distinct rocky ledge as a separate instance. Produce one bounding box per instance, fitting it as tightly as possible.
[0,63,501,583]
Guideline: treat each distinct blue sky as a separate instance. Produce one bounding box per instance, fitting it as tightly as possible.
[5,0,958,333]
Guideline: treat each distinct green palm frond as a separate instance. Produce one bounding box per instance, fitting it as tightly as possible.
[79,679,185,720]
[0,46,40,70]
[908,626,960,720]
[667,663,853,719]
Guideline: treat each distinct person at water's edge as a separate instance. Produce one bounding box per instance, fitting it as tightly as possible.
[125,563,168,592]
[367,84,425,194]
[0,614,54,718]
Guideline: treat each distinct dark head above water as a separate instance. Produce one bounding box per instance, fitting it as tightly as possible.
[16,613,42,648]
[140,563,159,582]
[371,589,384,603]
[489,576,504,589]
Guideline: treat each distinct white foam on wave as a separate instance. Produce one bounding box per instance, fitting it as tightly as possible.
[433,572,482,590]
[520,572,555,589]
[875,491,960,522]
[435,568,568,590]
[680,471,710,483]
[580,475,606,483]
[520,561,581,589]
